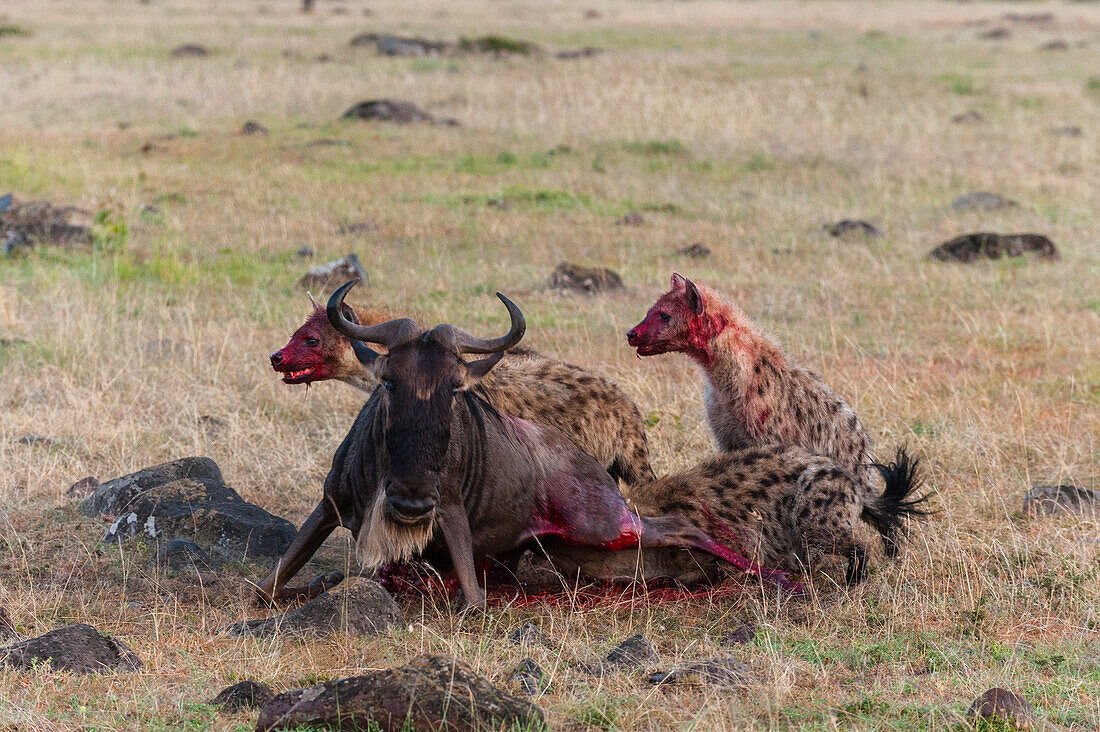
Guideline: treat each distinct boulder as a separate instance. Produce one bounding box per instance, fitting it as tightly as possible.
[0,623,141,674]
[928,233,1058,263]
[0,197,91,247]
[510,658,549,696]
[225,578,404,638]
[80,457,295,562]
[240,120,268,136]
[149,538,221,574]
[1023,484,1100,518]
[586,634,657,676]
[720,623,756,646]
[297,253,368,292]
[649,656,751,688]
[967,688,1033,730]
[548,262,624,295]
[824,219,881,239]
[342,99,435,124]
[210,680,276,712]
[677,242,711,258]
[256,655,544,731]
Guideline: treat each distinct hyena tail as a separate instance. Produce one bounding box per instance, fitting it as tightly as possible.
[862,447,933,557]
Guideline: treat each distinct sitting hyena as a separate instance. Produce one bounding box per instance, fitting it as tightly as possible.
[557,443,928,586]
[628,273,883,494]
[270,295,656,491]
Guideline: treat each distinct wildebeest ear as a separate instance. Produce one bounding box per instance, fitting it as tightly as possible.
[464,351,505,379]
[683,277,705,315]
[350,339,380,365]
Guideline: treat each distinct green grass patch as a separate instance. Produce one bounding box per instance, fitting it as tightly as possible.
[621,139,688,156]
[938,72,978,96]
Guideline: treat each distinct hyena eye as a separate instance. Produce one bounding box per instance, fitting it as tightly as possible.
[659,312,671,323]
[305,337,319,347]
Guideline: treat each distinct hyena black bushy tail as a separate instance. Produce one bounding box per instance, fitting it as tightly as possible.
[863,447,933,557]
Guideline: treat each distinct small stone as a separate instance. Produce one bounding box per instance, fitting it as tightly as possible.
[952,110,985,124]
[0,623,142,674]
[677,243,711,258]
[548,262,624,295]
[66,476,99,500]
[555,47,603,60]
[1038,39,1068,51]
[824,219,881,239]
[1049,126,1083,138]
[1023,484,1100,518]
[295,246,315,258]
[510,658,549,695]
[507,622,553,648]
[617,211,644,226]
[342,99,437,124]
[170,44,210,58]
[950,192,1018,212]
[210,680,276,712]
[721,623,756,646]
[298,253,368,292]
[336,220,379,235]
[978,28,1011,40]
[649,656,751,688]
[587,634,658,676]
[149,539,220,574]
[584,9,601,19]
[224,578,403,638]
[967,688,1033,729]
[240,120,268,136]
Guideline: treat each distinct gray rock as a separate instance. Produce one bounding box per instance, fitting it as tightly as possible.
[210,680,276,712]
[677,242,711,258]
[587,634,658,676]
[929,232,1058,263]
[170,44,210,58]
[377,35,452,57]
[14,434,59,447]
[950,191,1018,212]
[649,656,751,688]
[967,688,1033,729]
[825,219,881,239]
[149,539,220,574]
[978,28,1011,40]
[720,623,756,646]
[297,253,368,292]
[0,198,90,247]
[507,622,553,648]
[255,655,544,731]
[548,262,625,295]
[295,246,315,258]
[0,623,142,674]
[1049,126,1083,138]
[1039,39,1068,51]
[80,457,295,562]
[510,657,549,695]
[952,110,985,124]
[342,99,436,124]
[240,120,268,136]
[1023,484,1100,518]
[555,47,603,60]
[224,578,403,638]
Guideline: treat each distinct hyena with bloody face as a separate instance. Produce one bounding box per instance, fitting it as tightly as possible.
[270,295,656,490]
[627,273,882,494]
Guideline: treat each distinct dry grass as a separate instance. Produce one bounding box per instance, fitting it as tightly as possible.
[1,0,1098,729]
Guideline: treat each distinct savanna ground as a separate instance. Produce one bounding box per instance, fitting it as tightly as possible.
[1,0,1098,729]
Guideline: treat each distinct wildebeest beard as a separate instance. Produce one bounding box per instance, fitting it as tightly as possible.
[357,488,436,568]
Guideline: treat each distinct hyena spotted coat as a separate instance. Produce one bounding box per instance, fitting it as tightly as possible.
[271,296,656,491]
[627,273,878,493]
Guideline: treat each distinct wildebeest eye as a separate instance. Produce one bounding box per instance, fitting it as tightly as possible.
[383,379,394,391]
[305,337,319,347]
[659,312,671,323]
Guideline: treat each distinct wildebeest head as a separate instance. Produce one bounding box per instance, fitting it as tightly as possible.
[327,279,525,530]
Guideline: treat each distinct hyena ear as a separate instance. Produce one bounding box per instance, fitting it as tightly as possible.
[670,272,688,290]
[683,277,705,315]
[464,352,505,381]
[341,303,360,325]
[307,291,322,310]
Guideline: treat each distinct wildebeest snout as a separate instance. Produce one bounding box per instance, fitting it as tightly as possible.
[384,482,437,525]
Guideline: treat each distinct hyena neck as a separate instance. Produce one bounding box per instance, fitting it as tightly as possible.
[702,310,789,401]
[337,373,377,394]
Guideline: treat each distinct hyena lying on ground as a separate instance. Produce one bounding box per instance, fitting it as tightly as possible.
[628,273,882,492]
[552,444,929,586]
[270,294,656,490]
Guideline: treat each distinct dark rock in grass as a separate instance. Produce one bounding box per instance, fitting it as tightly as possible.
[952,110,985,124]
[555,47,603,60]
[978,28,1011,40]
[239,120,268,136]
[1004,12,1054,24]
[720,623,756,646]
[170,44,210,58]
[14,434,59,447]
[2,230,30,257]
[1049,126,1083,138]
[342,99,435,124]
[337,220,380,235]
[1,197,91,247]
[0,608,17,642]
[376,35,452,57]
[950,191,1018,212]
[967,688,1033,730]
[256,655,544,732]
[306,138,352,148]
[824,219,881,239]
[649,656,751,688]
[510,658,549,696]
[617,211,644,226]
[928,232,1058,263]
[508,622,553,648]
[1023,484,1100,518]
[1039,39,1069,51]
[298,253,368,292]
[587,634,658,676]
[678,242,711,258]
[584,9,601,19]
[80,456,295,562]
[295,245,315,258]
[458,35,541,57]
[548,262,625,295]
[67,476,99,500]
[349,32,380,47]
[224,578,403,638]
[210,680,276,712]
[149,538,220,574]
[0,623,141,674]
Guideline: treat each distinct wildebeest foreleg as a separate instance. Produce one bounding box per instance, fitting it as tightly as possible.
[254,500,343,604]
[433,500,487,610]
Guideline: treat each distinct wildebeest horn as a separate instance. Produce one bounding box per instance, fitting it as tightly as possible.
[451,293,526,354]
[327,279,420,348]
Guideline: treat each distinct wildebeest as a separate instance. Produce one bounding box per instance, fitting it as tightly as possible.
[256,280,797,607]
[627,273,878,493]
[270,294,656,490]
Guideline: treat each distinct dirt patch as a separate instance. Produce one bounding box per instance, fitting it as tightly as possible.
[928,232,1058,263]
